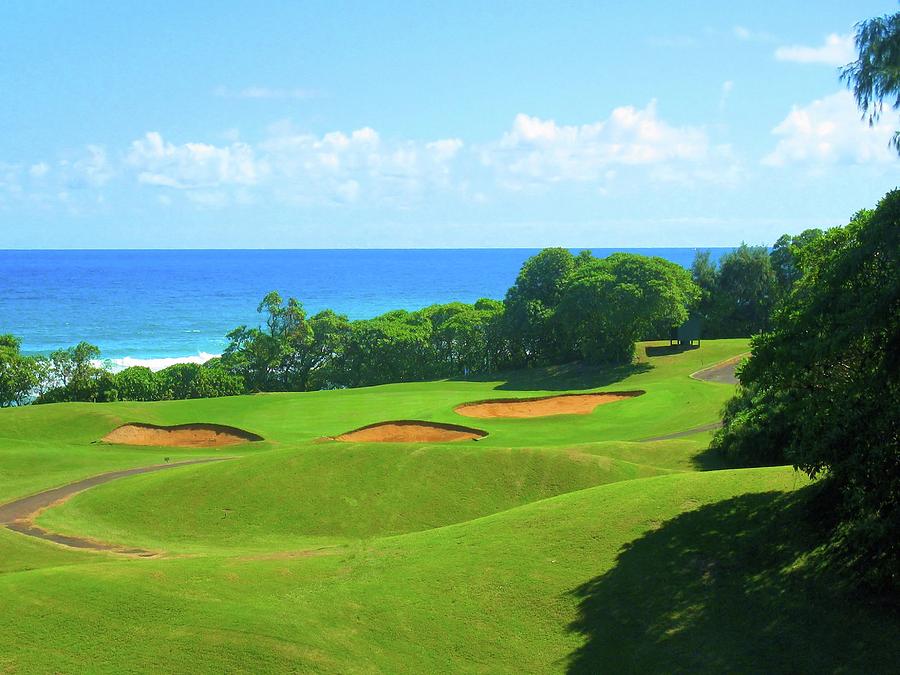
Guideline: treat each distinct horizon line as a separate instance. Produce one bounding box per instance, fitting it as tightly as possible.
[0,245,749,252]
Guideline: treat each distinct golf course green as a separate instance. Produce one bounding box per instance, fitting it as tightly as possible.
[1,338,896,672]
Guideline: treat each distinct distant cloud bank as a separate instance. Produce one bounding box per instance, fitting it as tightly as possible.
[1,90,895,215]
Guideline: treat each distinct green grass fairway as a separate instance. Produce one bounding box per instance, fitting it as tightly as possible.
[1,339,896,672]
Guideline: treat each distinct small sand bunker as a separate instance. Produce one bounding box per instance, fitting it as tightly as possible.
[455,391,645,418]
[335,420,487,443]
[102,423,263,448]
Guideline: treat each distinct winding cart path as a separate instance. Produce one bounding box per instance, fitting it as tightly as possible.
[640,354,747,442]
[0,457,230,555]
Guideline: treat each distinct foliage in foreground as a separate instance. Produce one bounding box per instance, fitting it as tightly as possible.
[713,189,899,591]
[841,10,900,154]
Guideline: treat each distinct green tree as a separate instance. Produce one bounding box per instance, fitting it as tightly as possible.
[28,355,52,400]
[557,253,699,363]
[155,363,202,400]
[424,300,507,376]
[690,250,719,331]
[503,248,577,366]
[0,335,39,407]
[719,192,899,590]
[115,366,159,401]
[709,382,790,467]
[336,310,434,387]
[710,245,777,338]
[475,298,512,372]
[192,364,244,398]
[39,341,112,403]
[295,309,351,390]
[223,293,350,392]
[841,11,900,154]
[222,325,281,392]
[769,228,825,298]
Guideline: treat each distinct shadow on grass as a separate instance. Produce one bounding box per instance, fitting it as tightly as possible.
[566,487,899,673]
[644,344,700,358]
[689,444,731,472]
[454,361,652,392]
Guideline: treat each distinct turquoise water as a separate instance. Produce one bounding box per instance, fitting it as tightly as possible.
[0,248,731,367]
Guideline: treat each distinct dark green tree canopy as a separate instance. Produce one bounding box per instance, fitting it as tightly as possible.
[558,253,699,363]
[769,228,825,296]
[715,190,900,590]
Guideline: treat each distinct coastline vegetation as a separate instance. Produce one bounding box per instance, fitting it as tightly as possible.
[2,236,808,406]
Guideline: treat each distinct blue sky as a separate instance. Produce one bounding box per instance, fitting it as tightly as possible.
[1,0,897,248]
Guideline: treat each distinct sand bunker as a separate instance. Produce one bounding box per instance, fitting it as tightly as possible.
[455,391,645,418]
[335,420,487,443]
[102,423,263,448]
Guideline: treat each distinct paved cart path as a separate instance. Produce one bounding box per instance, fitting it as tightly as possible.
[0,457,231,555]
[640,354,747,442]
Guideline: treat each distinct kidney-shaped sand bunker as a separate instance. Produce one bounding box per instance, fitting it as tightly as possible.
[335,420,487,443]
[455,391,645,418]
[102,423,264,448]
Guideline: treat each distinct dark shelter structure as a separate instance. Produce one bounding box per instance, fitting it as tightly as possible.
[670,316,702,347]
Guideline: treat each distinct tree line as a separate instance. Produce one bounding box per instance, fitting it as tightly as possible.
[0,338,244,406]
[3,241,822,407]
[1,249,704,404]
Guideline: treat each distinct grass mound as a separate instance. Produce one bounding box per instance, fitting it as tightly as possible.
[36,443,668,549]
[4,467,898,672]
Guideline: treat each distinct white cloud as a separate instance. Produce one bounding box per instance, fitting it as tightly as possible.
[426,138,464,161]
[123,125,465,208]
[774,33,854,66]
[214,85,317,100]
[2,150,113,210]
[480,103,734,188]
[59,145,113,188]
[763,90,897,167]
[127,132,262,189]
[3,103,751,213]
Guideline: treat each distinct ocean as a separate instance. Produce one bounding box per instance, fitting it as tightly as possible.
[0,248,733,368]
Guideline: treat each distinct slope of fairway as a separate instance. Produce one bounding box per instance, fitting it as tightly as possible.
[0,339,750,456]
[37,442,671,551]
[9,338,883,673]
[2,467,897,673]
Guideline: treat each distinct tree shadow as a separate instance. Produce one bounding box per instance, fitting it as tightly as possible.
[644,344,700,358]
[566,487,899,673]
[454,361,652,392]
[689,444,730,471]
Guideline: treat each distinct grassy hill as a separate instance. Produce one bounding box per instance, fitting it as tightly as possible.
[0,339,896,672]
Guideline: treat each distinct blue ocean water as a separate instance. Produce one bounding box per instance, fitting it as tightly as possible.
[0,249,733,367]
